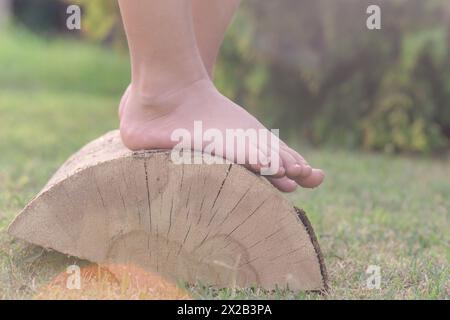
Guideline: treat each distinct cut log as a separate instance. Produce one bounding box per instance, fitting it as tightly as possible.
[8,130,327,291]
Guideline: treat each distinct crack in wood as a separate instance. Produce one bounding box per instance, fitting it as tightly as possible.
[156,225,159,272]
[196,230,211,250]
[265,228,305,254]
[166,197,174,241]
[199,195,206,212]
[242,214,291,251]
[216,199,268,254]
[143,159,152,232]
[179,165,184,193]
[213,186,251,230]
[185,183,192,209]
[211,164,233,211]
[94,176,107,211]
[197,164,233,226]
[199,187,253,254]
[269,243,307,262]
[118,188,127,214]
[245,226,284,251]
[177,224,192,256]
[238,256,260,268]
[119,163,128,212]
[119,163,134,231]
[131,171,142,226]
[143,160,152,258]
[186,208,191,221]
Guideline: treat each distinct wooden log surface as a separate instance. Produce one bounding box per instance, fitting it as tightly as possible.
[8,130,328,291]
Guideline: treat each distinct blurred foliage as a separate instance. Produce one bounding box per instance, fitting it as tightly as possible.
[12,0,67,32]
[229,0,450,153]
[67,0,125,49]
[12,0,450,153]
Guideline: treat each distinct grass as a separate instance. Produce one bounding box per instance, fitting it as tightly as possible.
[0,27,449,300]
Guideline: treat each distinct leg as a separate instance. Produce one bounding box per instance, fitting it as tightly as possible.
[118,0,325,192]
[118,0,238,116]
[118,0,207,98]
[192,0,241,78]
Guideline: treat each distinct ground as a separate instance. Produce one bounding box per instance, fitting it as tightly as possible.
[0,28,448,300]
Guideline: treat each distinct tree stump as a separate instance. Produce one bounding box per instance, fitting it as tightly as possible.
[8,130,328,291]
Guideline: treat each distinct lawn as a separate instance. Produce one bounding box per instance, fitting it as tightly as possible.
[0,28,448,300]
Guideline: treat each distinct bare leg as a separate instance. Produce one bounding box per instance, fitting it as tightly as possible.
[192,0,241,78]
[118,0,237,115]
[118,0,325,192]
[118,0,207,98]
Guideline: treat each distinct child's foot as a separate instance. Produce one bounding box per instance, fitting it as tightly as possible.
[119,79,324,192]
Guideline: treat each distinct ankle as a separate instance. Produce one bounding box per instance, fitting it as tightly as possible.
[130,76,214,108]
[131,57,209,99]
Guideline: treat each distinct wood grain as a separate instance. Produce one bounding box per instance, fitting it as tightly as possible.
[8,130,327,291]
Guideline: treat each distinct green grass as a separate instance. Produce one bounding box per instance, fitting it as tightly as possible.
[0,27,449,300]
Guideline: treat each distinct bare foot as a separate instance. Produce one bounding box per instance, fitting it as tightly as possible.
[119,79,324,192]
